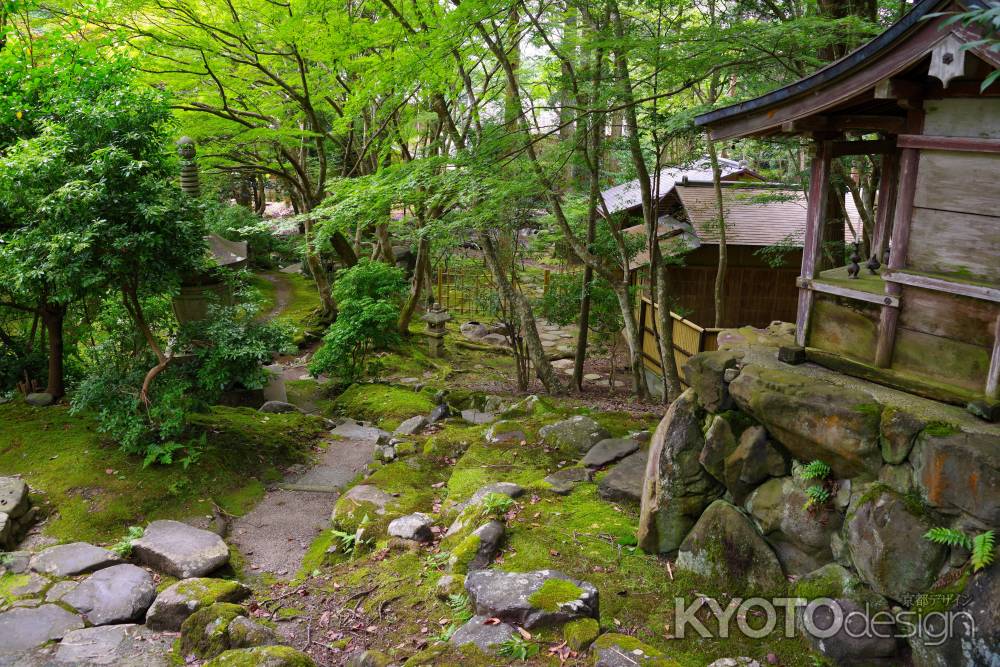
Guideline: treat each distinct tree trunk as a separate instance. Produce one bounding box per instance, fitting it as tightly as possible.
[611,282,647,402]
[398,235,430,335]
[708,140,728,327]
[40,303,65,399]
[302,217,336,319]
[654,263,683,402]
[478,231,565,395]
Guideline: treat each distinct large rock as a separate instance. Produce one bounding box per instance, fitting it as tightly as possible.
[543,467,591,495]
[331,485,395,533]
[0,477,29,520]
[637,390,723,554]
[464,569,598,629]
[204,646,317,666]
[448,615,515,654]
[745,476,842,576]
[259,401,300,414]
[539,416,610,454]
[30,542,121,578]
[722,426,787,504]
[846,487,947,603]
[394,415,427,436]
[25,392,54,407]
[132,520,229,578]
[683,350,742,412]
[387,513,434,543]
[0,604,83,655]
[484,420,526,444]
[582,438,639,468]
[880,408,925,464]
[180,602,279,659]
[676,500,785,592]
[910,430,1000,525]
[53,624,173,666]
[446,482,524,520]
[427,404,450,424]
[699,416,737,484]
[728,365,882,477]
[62,564,156,626]
[145,577,251,631]
[908,566,999,667]
[460,409,495,425]
[597,450,648,504]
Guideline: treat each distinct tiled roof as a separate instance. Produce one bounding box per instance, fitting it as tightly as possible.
[600,157,749,215]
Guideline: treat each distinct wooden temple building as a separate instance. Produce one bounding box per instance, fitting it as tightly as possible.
[696,0,1000,412]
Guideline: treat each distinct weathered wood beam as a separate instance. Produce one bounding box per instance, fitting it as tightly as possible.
[897,134,1000,154]
[796,140,833,347]
[830,139,898,157]
[987,314,1000,400]
[871,150,899,265]
[882,270,1000,303]
[781,115,907,134]
[796,277,900,307]
[874,77,924,101]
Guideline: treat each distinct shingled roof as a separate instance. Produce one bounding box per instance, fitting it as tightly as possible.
[600,157,756,215]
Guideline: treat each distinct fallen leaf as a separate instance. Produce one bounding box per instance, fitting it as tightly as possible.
[484,617,502,625]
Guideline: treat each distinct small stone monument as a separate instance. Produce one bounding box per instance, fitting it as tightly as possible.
[176,136,200,197]
[421,303,452,358]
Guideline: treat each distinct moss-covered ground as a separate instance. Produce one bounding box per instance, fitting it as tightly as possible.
[0,401,326,544]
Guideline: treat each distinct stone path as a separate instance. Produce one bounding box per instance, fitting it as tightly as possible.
[228,420,379,578]
[257,271,293,322]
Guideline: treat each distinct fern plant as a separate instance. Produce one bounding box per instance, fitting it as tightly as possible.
[924,528,996,572]
[497,637,539,661]
[803,486,831,510]
[447,593,474,624]
[800,460,832,481]
[110,526,144,558]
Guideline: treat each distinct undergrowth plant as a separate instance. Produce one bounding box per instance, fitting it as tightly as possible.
[924,527,996,572]
[110,525,144,557]
[798,460,834,511]
[498,637,540,661]
[482,493,515,519]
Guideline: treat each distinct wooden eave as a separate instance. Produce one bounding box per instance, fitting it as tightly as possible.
[695,0,1000,141]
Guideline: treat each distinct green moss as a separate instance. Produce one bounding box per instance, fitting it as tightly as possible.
[402,644,448,666]
[794,567,851,600]
[563,617,600,650]
[203,646,316,667]
[422,424,483,459]
[0,573,33,605]
[334,384,435,429]
[295,529,338,581]
[394,441,417,456]
[587,411,654,437]
[275,606,306,620]
[527,578,583,612]
[179,602,247,659]
[715,410,757,439]
[0,403,323,544]
[173,578,246,606]
[854,402,883,419]
[922,421,960,437]
[447,534,481,574]
[591,634,679,666]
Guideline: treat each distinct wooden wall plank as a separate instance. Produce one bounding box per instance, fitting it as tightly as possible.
[912,151,1000,218]
[892,327,991,393]
[907,207,1000,283]
[899,287,1000,348]
[922,99,1000,138]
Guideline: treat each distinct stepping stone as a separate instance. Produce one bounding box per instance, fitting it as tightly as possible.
[2,550,30,574]
[30,542,121,577]
[583,373,602,382]
[62,564,155,626]
[0,604,83,655]
[45,580,78,603]
[54,624,173,666]
[464,569,598,629]
[543,467,592,495]
[329,419,384,442]
[551,358,574,369]
[461,409,496,425]
[9,572,49,597]
[394,415,427,436]
[561,368,575,376]
[145,578,250,631]
[132,521,229,578]
[598,450,648,504]
[449,615,515,654]
[582,438,640,468]
[388,513,435,543]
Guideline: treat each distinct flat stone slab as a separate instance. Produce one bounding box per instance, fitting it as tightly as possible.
[62,564,156,626]
[132,520,229,578]
[145,577,250,631]
[30,542,121,577]
[329,419,384,442]
[449,615,515,654]
[461,409,496,425]
[394,415,427,436]
[464,569,598,629]
[53,624,173,666]
[9,572,49,597]
[598,450,648,504]
[582,439,640,468]
[542,467,592,495]
[0,604,83,655]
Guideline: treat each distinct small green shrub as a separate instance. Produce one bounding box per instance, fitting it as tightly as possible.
[110,525,144,557]
[800,460,832,481]
[497,637,540,661]
[924,528,996,572]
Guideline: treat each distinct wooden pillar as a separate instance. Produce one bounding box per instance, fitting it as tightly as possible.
[795,140,833,347]
[870,149,900,265]
[987,314,1000,400]
[874,146,920,368]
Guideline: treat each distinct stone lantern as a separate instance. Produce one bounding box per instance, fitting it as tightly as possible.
[421,303,452,358]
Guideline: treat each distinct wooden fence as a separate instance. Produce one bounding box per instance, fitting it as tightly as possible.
[637,295,721,385]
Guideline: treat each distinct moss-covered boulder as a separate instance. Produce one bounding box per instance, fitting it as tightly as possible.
[590,633,680,666]
[880,407,926,464]
[910,430,1000,526]
[699,415,737,484]
[447,521,504,574]
[464,569,598,629]
[539,416,610,454]
[846,487,947,603]
[563,617,600,650]
[333,384,435,430]
[683,350,742,413]
[728,365,882,478]
[203,646,316,666]
[179,603,278,660]
[331,485,394,534]
[745,476,842,576]
[637,390,723,554]
[484,420,526,444]
[146,577,251,631]
[676,499,784,593]
[721,425,787,504]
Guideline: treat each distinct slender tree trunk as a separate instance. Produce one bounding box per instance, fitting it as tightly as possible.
[478,231,565,395]
[708,140,728,327]
[302,217,336,319]
[399,235,430,335]
[611,282,647,401]
[40,303,65,399]
[654,263,683,401]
